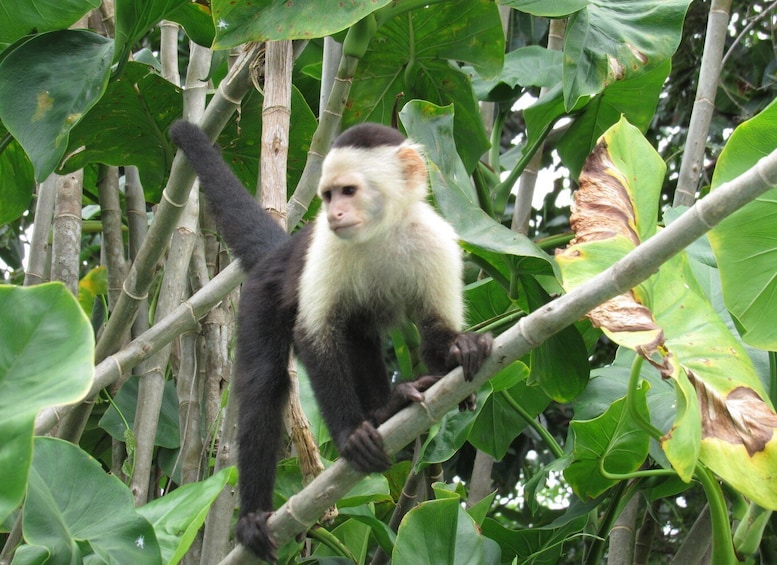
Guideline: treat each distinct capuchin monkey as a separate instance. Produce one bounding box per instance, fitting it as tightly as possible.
[170,121,492,562]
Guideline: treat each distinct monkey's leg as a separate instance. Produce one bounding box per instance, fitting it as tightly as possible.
[233,280,294,563]
[369,375,441,425]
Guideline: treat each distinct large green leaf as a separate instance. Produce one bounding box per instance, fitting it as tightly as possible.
[557,60,671,179]
[114,0,188,66]
[0,30,113,182]
[393,497,497,565]
[59,62,181,202]
[564,385,651,499]
[0,136,35,226]
[577,347,678,469]
[400,100,554,275]
[99,376,181,449]
[345,0,504,171]
[0,0,100,45]
[557,118,777,508]
[501,0,589,17]
[0,283,94,523]
[523,276,590,402]
[469,47,563,103]
[211,0,392,48]
[562,0,692,109]
[137,467,237,565]
[469,365,551,460]
[481,511,589,564]
[708,98,777,350]
[21,437,161,564]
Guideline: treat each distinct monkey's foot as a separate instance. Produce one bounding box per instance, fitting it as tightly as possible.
[341,421,392,473]
[450,332,494,381]
[370,375,441,425]
[237,511,277,563]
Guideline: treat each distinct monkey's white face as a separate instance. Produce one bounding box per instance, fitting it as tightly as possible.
[319,158,388,243]
[321,182,386,242]
[318,143,428,243]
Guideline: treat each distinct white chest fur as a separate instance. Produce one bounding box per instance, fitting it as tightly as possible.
[297,202,464,342]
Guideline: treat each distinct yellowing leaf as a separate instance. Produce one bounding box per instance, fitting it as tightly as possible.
[558,118,777,509]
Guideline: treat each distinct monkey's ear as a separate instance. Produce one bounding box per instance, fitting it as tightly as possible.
[397,146,427,185]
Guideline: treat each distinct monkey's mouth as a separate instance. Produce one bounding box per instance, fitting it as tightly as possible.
[331,222,362,237]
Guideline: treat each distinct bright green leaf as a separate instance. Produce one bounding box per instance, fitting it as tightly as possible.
[0,30,113,182]
[562,0,692,109]
[708,98,777,350]
[0,0,100,44]
[212,0,392,48]
[0,283,94,523]
[466,490,498,527]
[138,467,237,565]
[564,386,650,499]
[558,118,777,509]
[400,100,554,274]
[393,498,490,565]
[500,0,589,17]
[22,437,161,563]
[114,0,188,65]
[659,362,700,482]
[0,138,35,225]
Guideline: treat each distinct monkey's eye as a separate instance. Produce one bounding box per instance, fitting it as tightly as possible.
[342,185,357,196]
[321,190,332,202]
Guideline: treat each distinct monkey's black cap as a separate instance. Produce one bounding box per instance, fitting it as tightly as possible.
[332,123,406,150]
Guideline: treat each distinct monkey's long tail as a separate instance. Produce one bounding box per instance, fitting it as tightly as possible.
[170,120,289,270]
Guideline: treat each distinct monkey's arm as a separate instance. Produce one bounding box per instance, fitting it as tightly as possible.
[419,317,493,381]
[449,332,494,381]
[295,327,394,473]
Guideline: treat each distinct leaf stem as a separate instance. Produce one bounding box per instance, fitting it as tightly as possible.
[694,464,740,564]
[627,355,663,439]
[308,525,358,561]
[500,390,563,458]
[598,459,676,482]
